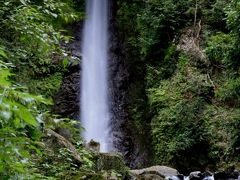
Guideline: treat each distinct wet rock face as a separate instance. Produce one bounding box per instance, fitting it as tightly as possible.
[53,23,82,120]
[108,0,132,164]
[108,1,150,168]
[53,64,80,119]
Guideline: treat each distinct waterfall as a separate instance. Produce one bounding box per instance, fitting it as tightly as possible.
[81,0,111,152]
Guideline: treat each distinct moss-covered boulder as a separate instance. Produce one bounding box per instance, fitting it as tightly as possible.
[93,152,130,178]
[73,172,105,180]
[95,153,128,171]
[73,170,124,180]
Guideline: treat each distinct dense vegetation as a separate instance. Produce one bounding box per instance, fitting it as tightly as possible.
[117,0,240,173]
[0,0,96,179]
[1,0,240,178]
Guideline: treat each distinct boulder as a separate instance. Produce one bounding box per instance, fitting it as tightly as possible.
[214,170,239,180]
[130,166,178,180]
[213,166,240,180]
[74,170,123,180]
[86,140,100,152]
[139,174,165,180]
[189,171,204,180]
[44,128,82,164]
[73,172,104,180]
[95,153,127,171]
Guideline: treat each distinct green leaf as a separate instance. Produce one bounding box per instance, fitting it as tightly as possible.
[0,69,12,87]
[0,49,7,58]
[63,58,68,68]
[20,0,27,6]
[12,102,37,126]
[14,118,21,128]
[9,90,52,106]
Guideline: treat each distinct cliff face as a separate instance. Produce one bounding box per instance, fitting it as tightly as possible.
[53,23,82,120]
[53,1,150,168]
[109,1,151,168]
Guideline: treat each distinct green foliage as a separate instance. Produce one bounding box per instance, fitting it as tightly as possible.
[206,33,234,66]
[225,0,240,69]
[29,115,95,179]
[117,0,240,171]
[203,106,239,163]
[0,60,95,178]
[117,0,190,56]
[0,58,51,178]
[226,0,240,35]
[232,119,240,161]
[0,0,83,98]
[1,0,240,176]
[151,98,210,169]
[216,77,240,107]
[136,0,189,55]
[145,44,178,89]
[0,0,91,178]
[35,143,94,178]
[23,72,63,97]
[148,56,214,171]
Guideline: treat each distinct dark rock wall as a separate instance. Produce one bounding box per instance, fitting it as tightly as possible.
[109,1,151,168]
[108,0,135,166]
[53,23,82,119]
[53,64,80,119]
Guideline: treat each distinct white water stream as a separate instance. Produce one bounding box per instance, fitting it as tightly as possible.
[81,0,111,152]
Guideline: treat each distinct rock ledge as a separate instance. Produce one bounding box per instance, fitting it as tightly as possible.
[130,166,178,180]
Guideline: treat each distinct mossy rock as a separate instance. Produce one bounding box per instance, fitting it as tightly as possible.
[73,172,105,180]
[73,170,125,180]
[130,166,178,180]
[93,152,129,177]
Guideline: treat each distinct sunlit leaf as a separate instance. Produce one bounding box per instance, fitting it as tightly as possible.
[0,69,12,87]
[20,0,27,6]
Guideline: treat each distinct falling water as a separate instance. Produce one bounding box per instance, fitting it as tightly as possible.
[81,0,111,152]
